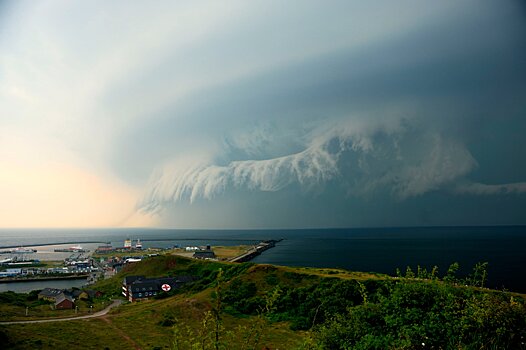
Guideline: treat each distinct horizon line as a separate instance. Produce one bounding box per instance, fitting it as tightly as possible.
[0,224,525,231]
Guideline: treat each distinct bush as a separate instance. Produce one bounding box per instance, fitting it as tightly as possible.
[222,278,263,315]
[265,273,279,286]
[0,327,9,346]
[0,291,27,307]
[159,317,175,327]
[310,281,526,349]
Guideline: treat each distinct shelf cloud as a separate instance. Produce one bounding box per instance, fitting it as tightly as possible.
[139,116,482,213]
[1,0,525,227]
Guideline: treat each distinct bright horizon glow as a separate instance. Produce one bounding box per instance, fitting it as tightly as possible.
[0,159,155,228]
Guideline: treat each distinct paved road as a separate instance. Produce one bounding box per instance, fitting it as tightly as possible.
[0,299,123,325]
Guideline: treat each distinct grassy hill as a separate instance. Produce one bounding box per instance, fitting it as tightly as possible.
[1,255,525,349]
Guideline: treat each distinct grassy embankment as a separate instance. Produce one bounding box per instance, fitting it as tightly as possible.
[1,256,316,349]
[91,245,253,260]
[1,254,525,350]
[0,291,109,321]
[0,245,251,321]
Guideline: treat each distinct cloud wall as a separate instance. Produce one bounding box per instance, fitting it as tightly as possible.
[1,0,525,228]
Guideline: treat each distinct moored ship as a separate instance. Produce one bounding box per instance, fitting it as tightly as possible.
[10,247,37,254]
[54,245,89,253]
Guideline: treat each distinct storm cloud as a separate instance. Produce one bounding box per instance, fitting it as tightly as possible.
[1,0,525,228]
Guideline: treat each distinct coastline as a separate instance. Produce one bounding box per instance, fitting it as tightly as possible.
[1,226,525,292]
[0,237,262,250]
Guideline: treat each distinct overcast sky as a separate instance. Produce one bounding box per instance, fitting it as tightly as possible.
[1,0,525,228]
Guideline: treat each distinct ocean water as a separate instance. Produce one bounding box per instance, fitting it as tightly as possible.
[0,226,525,292]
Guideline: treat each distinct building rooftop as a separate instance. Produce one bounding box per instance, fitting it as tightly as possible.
[193,250,216,259]
[123,275,145,285]
[54,293,74,305]
[39,288,63,298]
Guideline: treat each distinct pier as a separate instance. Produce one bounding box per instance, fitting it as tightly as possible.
[229,239,282,263]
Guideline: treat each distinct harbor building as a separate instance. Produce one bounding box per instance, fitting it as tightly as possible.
[192,245,216,259]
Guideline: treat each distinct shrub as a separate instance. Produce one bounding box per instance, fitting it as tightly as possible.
[310,281,526,349]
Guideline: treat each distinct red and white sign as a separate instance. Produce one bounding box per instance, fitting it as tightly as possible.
[161,284,171,292]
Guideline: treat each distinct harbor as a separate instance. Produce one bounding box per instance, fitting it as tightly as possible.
[0,236,284,293]
[0,242,100,292]
[0,278,87,294]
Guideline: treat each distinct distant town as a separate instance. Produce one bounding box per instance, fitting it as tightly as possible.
[0,237,281,307]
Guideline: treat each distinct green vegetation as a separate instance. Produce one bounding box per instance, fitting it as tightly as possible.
[304,281,526,349]
[0,289,109,321]
[1,255,525,349]
[211,245,252,260]
[92,244,252,261]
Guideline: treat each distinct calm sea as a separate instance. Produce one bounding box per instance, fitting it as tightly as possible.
[0,226,525,293]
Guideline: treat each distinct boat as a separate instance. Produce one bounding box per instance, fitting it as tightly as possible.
[10,247,37,254]
[54,245,89,253]
[135,239,143,249]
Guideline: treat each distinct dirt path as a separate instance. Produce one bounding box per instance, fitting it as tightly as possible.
[101,315,142,350]
[0,299,123,325]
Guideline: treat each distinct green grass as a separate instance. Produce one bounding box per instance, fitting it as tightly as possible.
[1,255,525,349]
[0,297,111,322]
[1,319,130,350]
[1,256,315,349]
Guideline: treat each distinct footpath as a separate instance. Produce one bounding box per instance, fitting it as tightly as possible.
[0,299,123,325]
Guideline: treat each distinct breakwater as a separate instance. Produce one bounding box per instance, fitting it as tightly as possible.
[0,241,107,250]
[229,239,283,263]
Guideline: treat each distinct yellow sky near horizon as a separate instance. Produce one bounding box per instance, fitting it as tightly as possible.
[0,160,155,228]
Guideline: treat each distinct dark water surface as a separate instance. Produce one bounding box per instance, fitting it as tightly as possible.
[1,226,525,292]
[251,226,526,292]
[0,279,87,294]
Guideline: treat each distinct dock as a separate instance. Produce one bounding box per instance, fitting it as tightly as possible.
[229,239,282,263]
